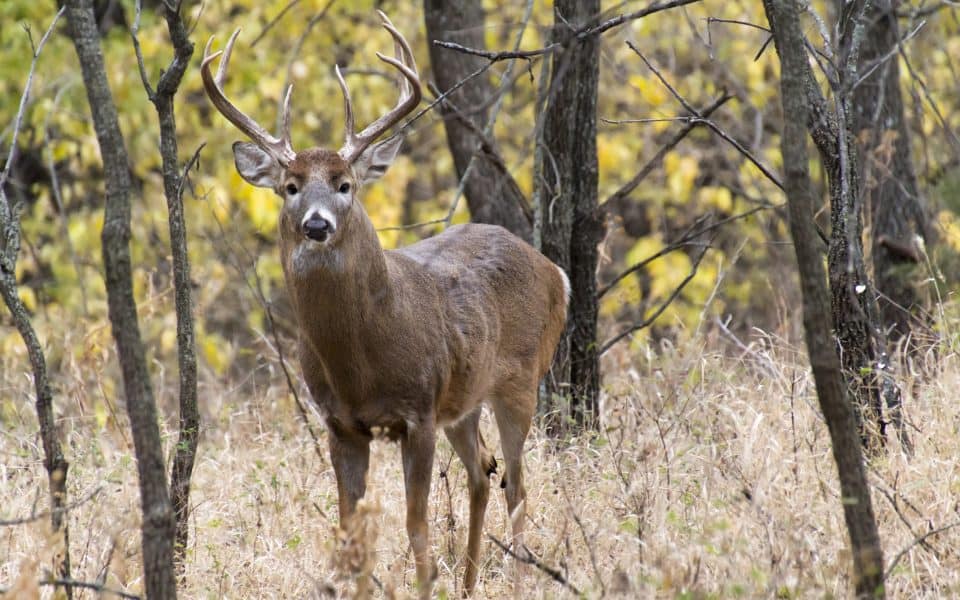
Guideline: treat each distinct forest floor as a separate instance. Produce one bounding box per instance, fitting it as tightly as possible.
[2,328,959,598]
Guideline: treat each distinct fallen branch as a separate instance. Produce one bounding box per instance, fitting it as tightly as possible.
[0,486,102,527]
[487,534,582,596]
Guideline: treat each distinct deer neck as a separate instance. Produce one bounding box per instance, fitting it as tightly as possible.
[282,207,392,357]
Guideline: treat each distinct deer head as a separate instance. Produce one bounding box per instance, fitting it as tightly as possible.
[200,11,421,250]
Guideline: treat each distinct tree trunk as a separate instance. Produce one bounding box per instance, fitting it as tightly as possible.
[0,272,72,598]
[830,0,903,446]
[539,0,602,430]
[0,9,72,596]
[764,1,885,596]
[145,4,199,574]
[423,0,533,241]
[852,0,931,350]
[66,1,178,597]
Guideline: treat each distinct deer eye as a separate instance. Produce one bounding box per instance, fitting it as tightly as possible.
[285,183,298,195]
[338,182,351,194]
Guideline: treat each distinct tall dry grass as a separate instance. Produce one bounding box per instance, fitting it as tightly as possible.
[2,323,959,598]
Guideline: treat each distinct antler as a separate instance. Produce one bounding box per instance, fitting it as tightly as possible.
[336,10,422,164]
[201,29,297,167]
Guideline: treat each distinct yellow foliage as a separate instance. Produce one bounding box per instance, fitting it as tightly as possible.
[629,74,668,109]
[201,333,229,376]
[664,152,699,201]
[17,287,37,312]
[698,186,733,213]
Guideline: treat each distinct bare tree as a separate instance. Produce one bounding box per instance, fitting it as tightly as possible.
[423,0,533,241]
[65,0,177,597]
[538,0,603,429]
[130,0,199,573]
[754,0,902,444]
[764,0,884,595]
[851,0,932,350]
[0,8,72,598]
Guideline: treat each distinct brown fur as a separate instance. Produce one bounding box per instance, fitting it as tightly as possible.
[273,149,568,597]
[204,19,566,594]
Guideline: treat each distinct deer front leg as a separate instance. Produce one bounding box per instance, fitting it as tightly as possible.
[328,428,371,525]
[401,423,437,599]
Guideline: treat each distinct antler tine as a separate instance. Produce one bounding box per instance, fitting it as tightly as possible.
[201,30,296,166]
[337,12,422,164]
[334,65,357,156]
[377,10,417,96]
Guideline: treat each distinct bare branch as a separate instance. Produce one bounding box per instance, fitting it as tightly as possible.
[252,0,302,48]
[0,486,102,527]
[626,43,784,190]
[434,0,703,62]
[884,519,960,581]
[598,205,770,298]
[601,94,730,213]
[599,236,714,355]
[487,534,582,595]
[441,0,536,229]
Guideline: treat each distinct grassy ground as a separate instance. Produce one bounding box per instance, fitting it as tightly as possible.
[2,328,959,598]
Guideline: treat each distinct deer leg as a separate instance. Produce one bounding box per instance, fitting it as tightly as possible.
[444,408,493,596]
[401,423,437,599]
[492,395,534,596]
[328,429,371,526]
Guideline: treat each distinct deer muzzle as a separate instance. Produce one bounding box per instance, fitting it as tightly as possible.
[302,213,335,243]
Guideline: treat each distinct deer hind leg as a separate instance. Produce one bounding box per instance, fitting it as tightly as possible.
[401,422,438,600]
[492,392,535,596]
[444,408,493,596]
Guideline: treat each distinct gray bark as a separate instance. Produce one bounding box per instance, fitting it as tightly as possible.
[852,0,931,349]
[764,0,885,596]
[139,2,199,573]
[66,1,178,597]
[423,0,533,241]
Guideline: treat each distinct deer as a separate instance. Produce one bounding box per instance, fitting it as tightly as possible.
[201,12,569,598]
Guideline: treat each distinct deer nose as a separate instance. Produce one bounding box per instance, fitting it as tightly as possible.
[303,214,333,242]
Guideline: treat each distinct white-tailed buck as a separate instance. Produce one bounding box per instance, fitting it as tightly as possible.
[202,12,568,597]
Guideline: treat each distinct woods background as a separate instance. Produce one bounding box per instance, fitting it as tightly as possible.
[2,0,960,598]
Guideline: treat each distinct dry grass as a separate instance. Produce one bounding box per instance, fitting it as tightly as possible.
[2,327,960,599]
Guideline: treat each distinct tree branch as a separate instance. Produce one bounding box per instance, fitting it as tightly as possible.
[487,534,582,595]
[599,235,713,355]
[434,0,703,62]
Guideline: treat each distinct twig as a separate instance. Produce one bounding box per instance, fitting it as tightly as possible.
[277,0,338,133]
[0,486,102,527]
[601,93,731,210]
[440,0,536,228]
[842,20,926,96]
[434,0,703,62]
[1,8,65,192]
[251,0,302,47]
[599,234,714,355]
[40,578,139,600]
[884,519,960,581]
[130,0,155,100]
[204,203,327,466]
[626,42,783,190]
[487,534,582,596]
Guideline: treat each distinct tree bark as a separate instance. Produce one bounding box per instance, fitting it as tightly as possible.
[423,0,533,241]
[539,0,602,430]
[764,0,885,596]
[851,0,931,349]
[0,9,71,596]
[66,1,178,597]
[139,3,200,574]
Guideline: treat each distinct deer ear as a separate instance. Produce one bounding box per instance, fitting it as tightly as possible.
[233,142,282,189]
[353,136,402,185]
